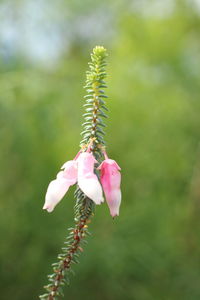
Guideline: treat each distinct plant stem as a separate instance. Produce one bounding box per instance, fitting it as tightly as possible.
[39,192,94,300]
[40,46,108,299]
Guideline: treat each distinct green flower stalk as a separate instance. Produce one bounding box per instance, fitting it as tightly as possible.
[40,46,122,300]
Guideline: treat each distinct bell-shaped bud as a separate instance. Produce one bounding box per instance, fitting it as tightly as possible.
[98,159,121,217]
[77,152,104,205]
[43,160,77,212]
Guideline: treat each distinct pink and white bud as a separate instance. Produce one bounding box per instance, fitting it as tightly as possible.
[98,159,121,217]
[43,160,77,212]
[77,152,104,205]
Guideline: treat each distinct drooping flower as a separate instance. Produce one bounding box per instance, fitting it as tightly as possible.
[77,152,104,205]
[43,160,78,212]
[98,158,121,217]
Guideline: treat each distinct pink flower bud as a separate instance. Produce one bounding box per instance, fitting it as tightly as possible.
[43,160,77,212]
[77,152,104,205]
[98,159,121,217]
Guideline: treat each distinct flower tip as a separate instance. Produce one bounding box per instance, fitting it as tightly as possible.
[93,196,104,205]
[111,213,119,219]
[43,204,53,213]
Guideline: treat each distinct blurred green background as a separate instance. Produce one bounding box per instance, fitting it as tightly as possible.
[1,0,200,299]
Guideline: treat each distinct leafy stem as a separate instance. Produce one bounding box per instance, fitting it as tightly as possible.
[81,46,108,156]
[39,46,108,299]
[39,190,94,300]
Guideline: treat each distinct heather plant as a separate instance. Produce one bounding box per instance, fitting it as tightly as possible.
[40,46,122,300]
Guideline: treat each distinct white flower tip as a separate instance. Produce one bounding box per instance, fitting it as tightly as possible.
[93,196,104,205]
[43,204,54,213]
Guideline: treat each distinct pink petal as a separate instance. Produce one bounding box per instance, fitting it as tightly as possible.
[43,178,71,212]
[105,189,121,217]
[78,176,104,205]
[61,160,78,184]
[98,159,121,217]
[77,152,103,204]
[98,159,121,171]
[43,160,78,212]
[77,152,97,176]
